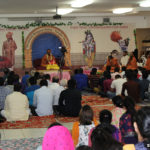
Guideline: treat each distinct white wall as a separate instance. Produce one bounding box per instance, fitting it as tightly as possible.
[0,15,149,28]
[0,15,149,67]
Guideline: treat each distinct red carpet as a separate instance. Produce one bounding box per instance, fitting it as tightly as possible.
[0,96,142,128]
[0,115,56,129]
[82,96,112,106]
[57,96,111,123]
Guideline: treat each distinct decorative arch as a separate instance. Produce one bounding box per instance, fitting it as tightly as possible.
[24,26,71,68]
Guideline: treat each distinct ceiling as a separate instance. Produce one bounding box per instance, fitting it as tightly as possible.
[0,0,150,18]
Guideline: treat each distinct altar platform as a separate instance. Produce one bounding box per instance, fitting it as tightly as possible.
[33,69,71,81]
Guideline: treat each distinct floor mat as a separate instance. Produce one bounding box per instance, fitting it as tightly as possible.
[0,115,56,129]
[0,137,42,150]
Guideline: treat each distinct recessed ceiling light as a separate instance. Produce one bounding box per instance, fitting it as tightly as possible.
[113,8,133,14]
[139,1,150,7]
[71,0,93,8]
[57,9,73,15]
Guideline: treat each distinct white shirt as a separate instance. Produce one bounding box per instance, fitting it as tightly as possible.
[111,72,122,80]
[48,82,60,91]
[120,71,125,78]
[47,80,52,86]
[120,55,129,66]
[33,86,53,116]
[2,92,30,121]
[48,83,65,105]
[111,78,126,95]
[77,123,95,146]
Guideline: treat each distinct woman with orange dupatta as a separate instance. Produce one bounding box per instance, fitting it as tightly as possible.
[126,52,137,70]
[72,105,98,147]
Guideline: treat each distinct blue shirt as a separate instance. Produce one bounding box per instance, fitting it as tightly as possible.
[73,74,88,90]
[26,91,34,105]
[21,74,30,88]
[25,85,40,94]
[135,142,147,150]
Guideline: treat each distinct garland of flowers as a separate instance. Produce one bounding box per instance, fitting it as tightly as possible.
[22,31,25,67]
[0,22,123,29]
[134,29,137,48]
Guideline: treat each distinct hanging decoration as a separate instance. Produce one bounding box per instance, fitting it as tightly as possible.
[134,29,137,48]
[0,22,123,29]
[22,31,25,67]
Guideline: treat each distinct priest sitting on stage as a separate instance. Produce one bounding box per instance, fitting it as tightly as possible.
[41,49,59,70]
[103,55,120,72]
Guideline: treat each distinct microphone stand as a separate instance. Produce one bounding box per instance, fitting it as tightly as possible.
[59,53,65,80]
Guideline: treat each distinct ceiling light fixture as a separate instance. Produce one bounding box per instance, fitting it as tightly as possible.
[113,8,133,14]
[71,0,93,8]
[57,8,73,15]
[139,1,150,7]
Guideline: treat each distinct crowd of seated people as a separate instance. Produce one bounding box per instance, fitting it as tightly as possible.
[1,57,150,120]
[97,66,150,103]
[1,50,150,149]
[0,68,82,122]
[36,99,150,150]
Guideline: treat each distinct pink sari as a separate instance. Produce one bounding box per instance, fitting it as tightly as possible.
[42,126,74,150]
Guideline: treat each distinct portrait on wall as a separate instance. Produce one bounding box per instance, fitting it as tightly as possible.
[2,32,17,67]
[82,30,96,68]
[110,31,130,52]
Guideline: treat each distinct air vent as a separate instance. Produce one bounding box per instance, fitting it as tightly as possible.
[103,18,110,23]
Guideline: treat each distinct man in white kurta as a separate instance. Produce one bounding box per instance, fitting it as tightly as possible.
[120,51,129,66]
[48,76,65,105]
[1,83,30,121]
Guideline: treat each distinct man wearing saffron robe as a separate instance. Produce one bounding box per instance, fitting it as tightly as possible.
[41,49,59,70]
[126,52,137,70]
[104,55,120,72]
[2,32,17,67]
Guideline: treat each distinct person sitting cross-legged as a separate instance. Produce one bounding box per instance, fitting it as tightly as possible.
[32,79,53,116]
[123,106,150,150]
[119,96,138,144]
[73,68,88,91]
[1,83,30,121]
[25,77,40,106]
[48,76,65,105]
[90,125,123,150]
[0,77,12,110]
[88,109,121,147]
[72,105,98,147]
[107,75,126,99]
[54,79,82,117]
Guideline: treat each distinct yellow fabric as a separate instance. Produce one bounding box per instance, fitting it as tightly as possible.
[123,144,135,150]
[84,52,95,68]
[72,119,98,146]
[46,64,59,70]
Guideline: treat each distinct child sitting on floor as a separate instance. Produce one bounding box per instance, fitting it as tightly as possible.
[72,105,98,147]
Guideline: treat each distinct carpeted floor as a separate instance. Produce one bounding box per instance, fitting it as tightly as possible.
[0,95,142,129]
[0,137,42,150]
[0,95,143,150]
[0,115,56,129]
[0,95,110,129]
